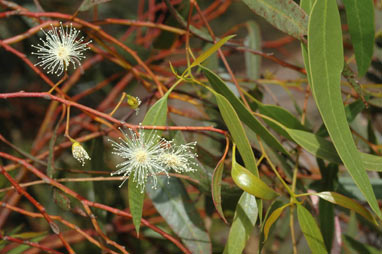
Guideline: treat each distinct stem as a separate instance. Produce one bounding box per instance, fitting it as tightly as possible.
[48,72,68,94]
[64,105,75,143]
[0,91,228,136]
[290,205,297,254]
[257,137,294,197]
[108,92,127,116]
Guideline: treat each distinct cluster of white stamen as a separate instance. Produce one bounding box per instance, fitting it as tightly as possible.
[109,127,197,192]
[72,142,91,166]
[160,141,198,173]
[31,22,91,76]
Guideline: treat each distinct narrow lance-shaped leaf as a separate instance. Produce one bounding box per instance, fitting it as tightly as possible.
[214,92,258,175]
[245,21,261,81]
[308,0,382,219]
[146,177,212,254]
[263,203,290,241]
[344,235,382,254]
[190,35,235,68]
[342,0,374,76]
[285,128,382,172]
[300,0,314,89]
[202,65,289,156]
[223,192,258,254]
[314,191,377,225]
[212,85,260,254]
[297,204,327,254]
[211,159,228,223]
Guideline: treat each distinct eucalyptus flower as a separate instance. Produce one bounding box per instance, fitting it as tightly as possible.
[31,22,91,76]
[109,128,167,191]
[110,126,199,191]
[159,141,198,173]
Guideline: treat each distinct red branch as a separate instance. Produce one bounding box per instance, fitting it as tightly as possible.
[0,232,64,254]
[0,152,191,254]
[0,91,228,136]
[0,166,75,254]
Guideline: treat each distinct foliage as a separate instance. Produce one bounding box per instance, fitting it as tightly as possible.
[0,0,382,253]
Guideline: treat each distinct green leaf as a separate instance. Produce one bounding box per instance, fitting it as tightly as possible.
[223,192,258,254]
[316,99,365,137]
[342,0,375,76]
[361,153,382,172]
[344,234,381,254]
[285,128,382,172]
[11,231,46,239]
[214,93,258,175]
[128,179,144,234]
[258,104,308,140]
[201,65,289,156]
[190,35,235,68]
[296,204,327,254]
[263,203,290,241]
[141,95,169,127]
[338,177,382,202]
[128,88,171,234]
[300,0,314,86]
[211,160,227,223]
[314,191,377,225]
[242,0,308,39]
[231,162,278,200]
[245,21,261,81]
[300,0,314,13]
[318,199,334,250]
[308,0,381,219]
[231,146,278,200]
[146,177,212,254]
[287,129,342,164]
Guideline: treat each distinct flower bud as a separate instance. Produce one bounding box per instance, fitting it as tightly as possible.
[126,95,141,115]
[71,141,91,166]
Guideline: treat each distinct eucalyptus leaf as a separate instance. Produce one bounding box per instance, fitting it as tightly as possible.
[223,192,258,254]
[307,0,381,219]
[297,204,327,254]
[343,0,375,76]
[242,0,308,39]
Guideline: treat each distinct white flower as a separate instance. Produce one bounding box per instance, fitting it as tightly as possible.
[159,141,198,173]
[31,22,91,76]
[109,128,167,191]
[72,141,91,166]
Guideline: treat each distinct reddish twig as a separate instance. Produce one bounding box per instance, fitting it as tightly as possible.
[0,201,119,254]
[0,152,191,254]
[0,232,64,254]
[0,166,75,254]
[0,91,228,136]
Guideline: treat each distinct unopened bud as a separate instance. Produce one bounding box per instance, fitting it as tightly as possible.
[126,95,141,115]
[71,141,91,166]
